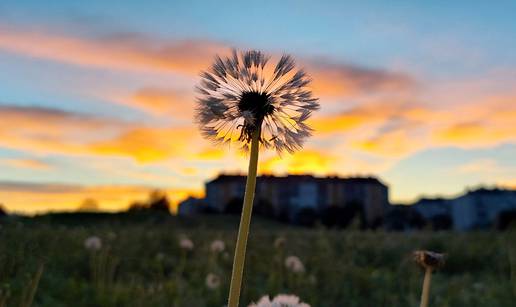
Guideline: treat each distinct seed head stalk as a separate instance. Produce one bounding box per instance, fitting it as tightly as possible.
[420,267,432,307]
[227,127,261,307]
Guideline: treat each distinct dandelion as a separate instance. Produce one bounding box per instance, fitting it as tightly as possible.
[179,237,194,251]
[84,236,102,251]
[413,250,446,307]
[196,49,319,307]
[248,294,310,307]
[285,256,305,273]
[205,273,221,290]
[211,239,226,253]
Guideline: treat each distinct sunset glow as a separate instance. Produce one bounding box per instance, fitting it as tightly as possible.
[0,1,515,213]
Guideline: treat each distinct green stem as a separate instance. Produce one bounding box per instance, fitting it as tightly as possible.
[420,268,432,307]
[227,128,261,307]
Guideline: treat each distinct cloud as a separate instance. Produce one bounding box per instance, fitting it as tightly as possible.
[457,158,502,174]
[89,126,196,162]
[0,24,417,100]
[0,158,52,170]
[0,104,201,162]
[0,181,202,214]
[0,25,226,75]
[117,87,195,118]
[432,96,516,148]
[260,150,337,176]
[306,59,415,98]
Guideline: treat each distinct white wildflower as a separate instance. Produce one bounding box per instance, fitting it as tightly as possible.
[249,294,310,307]
[84,236,102,251]
[179,237,194,250]
[210,239,226,253]
[285,256,305,273]
[205,273,221,290]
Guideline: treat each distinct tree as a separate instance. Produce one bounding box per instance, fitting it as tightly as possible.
[77,198,99,212]
[0,203,7,217]
[148,190,171,213]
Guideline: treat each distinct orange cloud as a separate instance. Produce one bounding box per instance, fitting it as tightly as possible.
[0,24,417,100]
[260,150,336,175]
[307,60,415,97]
[0,26,226,75]
[435,121,516,146]
[0,158,51,170]
[89,126,197,162]
[0,105,201,162]
[127,88,194,117]
[0,181,202,214]
[352,130,425,157]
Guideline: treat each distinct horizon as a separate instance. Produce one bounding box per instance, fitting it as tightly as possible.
[1,172,511,215]
[0,1,515,214]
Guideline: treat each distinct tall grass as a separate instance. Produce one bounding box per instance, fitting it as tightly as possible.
[0,215,514,306]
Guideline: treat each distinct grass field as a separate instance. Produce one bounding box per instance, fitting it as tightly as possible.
[1,213,515,306]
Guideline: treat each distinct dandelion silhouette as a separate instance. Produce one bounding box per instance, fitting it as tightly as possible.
[196,50,319,154]
[413,250,446,307]
[195,49,319,307]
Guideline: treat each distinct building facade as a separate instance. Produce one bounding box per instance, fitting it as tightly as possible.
[204,174,389,225]
[451,188,516,230]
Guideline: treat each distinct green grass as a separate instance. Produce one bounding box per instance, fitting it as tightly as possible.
[1,214,515,306]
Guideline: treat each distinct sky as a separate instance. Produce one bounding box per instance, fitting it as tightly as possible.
[0,1,515,214]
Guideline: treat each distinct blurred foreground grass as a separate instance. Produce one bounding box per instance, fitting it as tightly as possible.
[1,213,515,306]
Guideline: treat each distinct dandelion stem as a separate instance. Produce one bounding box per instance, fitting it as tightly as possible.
[228,127,260,307]
[420,268,432,307]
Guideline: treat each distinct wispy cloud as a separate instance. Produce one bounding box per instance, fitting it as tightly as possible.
[0,158,52,170]
[0,25,226,75]
[0,104,199,162]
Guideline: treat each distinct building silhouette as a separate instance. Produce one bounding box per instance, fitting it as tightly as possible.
[410,187,516,230]
[203,174,389,225]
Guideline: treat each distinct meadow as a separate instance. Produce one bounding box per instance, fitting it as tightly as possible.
[0,213,515,307]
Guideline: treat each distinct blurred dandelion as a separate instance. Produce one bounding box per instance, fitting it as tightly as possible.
[179,237,194,251]
[413,250,446,307]
[211,239,226,253]
[248,294,310,307]
[196,49,319,307]
[205,273,221,290]
[285,256,305,273]
[84,236,102,251]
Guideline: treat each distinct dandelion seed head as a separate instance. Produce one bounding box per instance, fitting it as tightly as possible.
[195,49,319,154]
[413,250,446,270]
[248,294,310,307]
[205,273,221,290]
[84,236,102,251]
[285,255,305,273]
[179,237,194,250]
[210,239,225,253]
